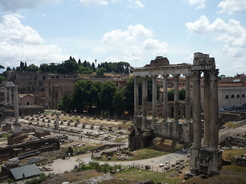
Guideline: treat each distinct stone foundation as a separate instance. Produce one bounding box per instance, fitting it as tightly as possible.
[190,147,222,175]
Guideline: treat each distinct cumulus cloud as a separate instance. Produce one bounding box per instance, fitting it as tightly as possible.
[0,0,60,12]
[103,24,153,43]
[122,46,143,65]
[143,38,168,55]
[80,0,108,6]
[127,1,144,8]
[186,15,246,58]
[218,0,246,14]
[187,0,206,9]
[0,14,67,68]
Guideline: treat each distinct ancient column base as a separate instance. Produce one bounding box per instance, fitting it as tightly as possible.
[190,147,222,175]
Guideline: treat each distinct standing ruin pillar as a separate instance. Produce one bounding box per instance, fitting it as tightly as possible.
[185,75,191,123]
[203,70,210,147]
[14,86,19,123]
[134,76,139,117]
[142,76,148,117]
[173,74,180,122]
[4,83,7,105]
[162,74,168,121]
[210,69,219,150]
[9,87,12,105]
[192,70,201,148]
[152,75,157,120]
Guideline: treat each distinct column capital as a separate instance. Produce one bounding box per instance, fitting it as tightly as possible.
[192,70,201,80]
[209,69,219,82]
[162,74,169,78]
[173,74,180,78]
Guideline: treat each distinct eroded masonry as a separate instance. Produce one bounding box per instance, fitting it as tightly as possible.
[130,52,222,175]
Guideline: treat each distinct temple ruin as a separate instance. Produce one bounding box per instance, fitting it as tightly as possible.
[130,52,222,175]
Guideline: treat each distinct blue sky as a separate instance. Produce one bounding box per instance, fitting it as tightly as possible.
[0,0,245,76]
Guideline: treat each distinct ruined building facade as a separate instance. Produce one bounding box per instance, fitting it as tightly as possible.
[131,53,222,175]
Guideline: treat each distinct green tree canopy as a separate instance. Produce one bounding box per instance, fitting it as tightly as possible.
[99,81,117,115]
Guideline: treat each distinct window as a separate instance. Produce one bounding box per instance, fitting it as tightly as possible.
[225,95,229,99]
[231,95,235,98]
[242,94,245,98]
[236,94,240,98]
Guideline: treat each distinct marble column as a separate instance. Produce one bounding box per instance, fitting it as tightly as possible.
[210,69,219,150]
[134,76,139,117]
[163,74,168,121]
[152,75,157,120]
[4,84,7,105]
[185,75,191,123]
[173,74,180,122]
[9,87,12,105]
[192,70,201,148]
[14,86,19,123]
[203,70,210,147]
[142,76,148,117]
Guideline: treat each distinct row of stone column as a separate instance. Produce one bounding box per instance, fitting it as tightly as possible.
[192,69,219,150]
[134,74,191,123]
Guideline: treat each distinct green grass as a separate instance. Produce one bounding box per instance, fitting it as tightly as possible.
[0,138,7,142]
[73,161,122,173]
[115,168,182,184]
[24,174,51,184]
[222,148,246,161]
[225,122,246,129]
[94,148,170,162]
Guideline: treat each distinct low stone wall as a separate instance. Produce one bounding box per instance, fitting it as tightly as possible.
[0,137,60,161]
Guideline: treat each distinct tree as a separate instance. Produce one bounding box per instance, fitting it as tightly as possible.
[0,75,5,84]
[99,81,117,115]
[27,64,39,72]
[96,68,106,76]
[179,89,186,100]
[168,89,174,101]
[58,93,74,112]
[0,65,4,69]
[112,89,125,116]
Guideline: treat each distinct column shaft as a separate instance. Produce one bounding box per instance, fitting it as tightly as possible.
[9,87,12,105]
[152,75,157,119]
[134,76,139,117]
[4,84,7,105]
[174,74,180,122]
[203,71,210,147]
[163,75,168,121]
[210,69,219,150]
[192,70,201,148]
[185,75,191,123]
[14,86,19,123]
[142,76,148,117]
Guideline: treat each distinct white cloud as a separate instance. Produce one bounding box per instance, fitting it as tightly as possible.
[186,15,246,58]
[91,47,107,54]
[0,14,67,68]
[143,38,168,55]
[103,24,153,43]
[132,1,145,8]
[0,0,60,12]
[223,44,245,58]
[80,0,108,6]
[218,0,246,14]
[122,46,143,65]
[187,0,206,9]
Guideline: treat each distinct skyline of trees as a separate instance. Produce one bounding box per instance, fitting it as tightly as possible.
[5,56,131,75]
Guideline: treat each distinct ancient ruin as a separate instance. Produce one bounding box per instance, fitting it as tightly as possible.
[130,53,222,175]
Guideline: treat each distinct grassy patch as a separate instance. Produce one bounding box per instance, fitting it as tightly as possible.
[115,168,182,184]
[24,174,51,184]
[222,148,246,161]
